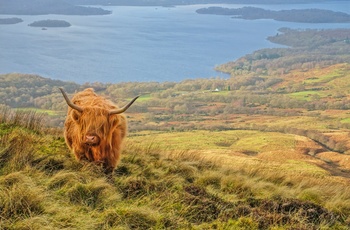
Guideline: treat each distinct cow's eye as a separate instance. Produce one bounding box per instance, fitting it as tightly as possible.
[71,110,81,122]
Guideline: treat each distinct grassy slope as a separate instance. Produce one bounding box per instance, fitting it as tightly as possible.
[1,113,350,229]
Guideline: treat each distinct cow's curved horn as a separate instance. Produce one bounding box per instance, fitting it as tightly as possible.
[109,96,139,115]
[59,88,83,113]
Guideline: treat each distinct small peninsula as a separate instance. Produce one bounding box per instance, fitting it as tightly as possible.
[0,17,23,25]
[196,6,350,23]
[28,20,71,28]
[0,0,111,15]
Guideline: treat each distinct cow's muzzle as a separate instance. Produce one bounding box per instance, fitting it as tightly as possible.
[84,135,100,146]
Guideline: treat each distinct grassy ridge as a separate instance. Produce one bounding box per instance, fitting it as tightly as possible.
[1,111,350,229]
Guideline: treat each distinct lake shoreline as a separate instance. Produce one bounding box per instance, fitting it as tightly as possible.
[1,2,349,84]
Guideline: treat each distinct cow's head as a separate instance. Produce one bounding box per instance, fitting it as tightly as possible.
[59,88,138,147]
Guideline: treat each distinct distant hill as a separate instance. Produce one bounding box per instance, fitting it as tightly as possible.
[196,6,350,23]
[68,0,348,6]
[0,0,346,15]
[0,0,111,15]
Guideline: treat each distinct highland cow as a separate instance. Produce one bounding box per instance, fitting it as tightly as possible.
[59,88,139,173]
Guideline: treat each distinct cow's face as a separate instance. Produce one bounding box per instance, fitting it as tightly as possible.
[59,87,138,149]
[70,107,120,147]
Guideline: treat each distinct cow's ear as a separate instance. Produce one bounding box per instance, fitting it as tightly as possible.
[109,114,119,127]
[109,115,126,138]
[71,110,81,122]
[110,114,126,127]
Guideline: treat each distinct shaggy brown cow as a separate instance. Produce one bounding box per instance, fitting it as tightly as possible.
[59,88,139,173]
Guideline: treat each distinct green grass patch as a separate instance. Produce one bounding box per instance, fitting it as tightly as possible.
[129,130,297,154]
[282,160,329,177]
[289,90,323,101]
[304,73,340,84]
[129,130,255,151]
[15,108,59,116]
[230,132,296,153]
[340,117,350,124]
[136,94,152,102]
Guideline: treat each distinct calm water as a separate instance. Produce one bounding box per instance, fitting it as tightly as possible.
[0,1,349,83]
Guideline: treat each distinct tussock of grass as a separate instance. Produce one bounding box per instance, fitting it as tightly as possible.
[0,180,44,220]
[0,129,36,174]
[102,206,162,229]
[220,174,255,199]
[11,216,54,230]
[66,179,116,208]
[180,184,234,223]
[166,160,198,179]
[298,188,323,204]
[196,170,222,188]
[48,171,85,190]
[1,120,350,229]
[117,175,156,199]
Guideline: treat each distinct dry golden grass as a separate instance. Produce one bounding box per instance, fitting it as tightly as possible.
[131,130,350,216]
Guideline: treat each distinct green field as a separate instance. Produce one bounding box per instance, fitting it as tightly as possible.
[289,90,324,101]
[129,130,296,152]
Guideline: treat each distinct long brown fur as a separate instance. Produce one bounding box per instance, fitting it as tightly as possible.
[63,88,127,173]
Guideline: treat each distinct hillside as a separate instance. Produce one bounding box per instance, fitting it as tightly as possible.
[1,27,350,228]
[217,28,350,76]
[1,109,350,229]
[196,7,350,23]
